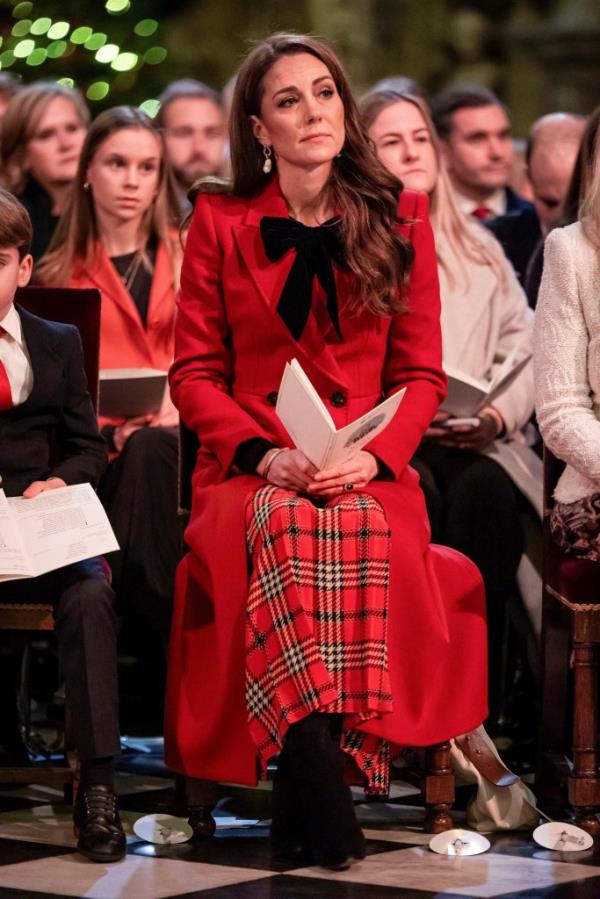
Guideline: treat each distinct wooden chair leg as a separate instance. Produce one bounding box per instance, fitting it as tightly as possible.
[569,637,600,835]
[186,777,218,838]
[422,741,454,833]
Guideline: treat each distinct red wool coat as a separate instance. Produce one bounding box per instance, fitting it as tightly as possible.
[165,178,488,785]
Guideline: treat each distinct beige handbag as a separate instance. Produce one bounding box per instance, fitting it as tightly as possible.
[450,726,539,832]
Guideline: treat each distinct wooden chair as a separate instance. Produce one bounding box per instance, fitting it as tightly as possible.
[0,287,101,794]
[537,446,600,834]
[176,421,456,837]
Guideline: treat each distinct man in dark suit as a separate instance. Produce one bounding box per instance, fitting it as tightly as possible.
[486,113,586,305]
[0,190,124,863]
[431,85,533,220]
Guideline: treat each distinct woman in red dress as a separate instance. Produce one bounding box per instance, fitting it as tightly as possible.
[165,33,487,868]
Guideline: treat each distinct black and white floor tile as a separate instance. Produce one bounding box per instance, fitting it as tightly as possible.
[0,763,599,899]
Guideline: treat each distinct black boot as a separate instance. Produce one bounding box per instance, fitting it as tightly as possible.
[74,784,126,863]
[284,713,366,870]
[270,744,311,862]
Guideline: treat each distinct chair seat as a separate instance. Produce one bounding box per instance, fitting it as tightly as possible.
[546,541,600,610]
[0,603,54,630]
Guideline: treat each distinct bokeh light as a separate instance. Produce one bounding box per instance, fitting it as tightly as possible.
[71,27,93,45]
[134,20,159,38]
[144,47,167,66]
[47,22,70,41]
[95,44,120,64]
[12,2,33,19]
[105,0,131,13]
[87,81,110,101]
[111,52,138,72]
[11,20,32,37]
[47,40,67,59]
[57,77,75,88]
[13,39,35,59]
[30,18,52,36]
[26,47,48,66]
[139,99,160,117]
[84,33,107,51]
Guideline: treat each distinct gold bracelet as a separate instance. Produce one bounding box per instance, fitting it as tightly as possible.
[262,448,286,480]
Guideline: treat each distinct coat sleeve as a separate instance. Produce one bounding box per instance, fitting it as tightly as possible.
[485,250,534,436]
[50,326,108,487]
[534,227,600,481]
[367,191,447,479]
[169,193,273,477]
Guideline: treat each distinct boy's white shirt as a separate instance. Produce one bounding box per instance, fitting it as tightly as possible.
[0,303,33,406]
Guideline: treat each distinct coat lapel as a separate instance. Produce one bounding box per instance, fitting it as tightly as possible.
[16,306,63,407]
[83,248,147,337]
[233,178,349,390]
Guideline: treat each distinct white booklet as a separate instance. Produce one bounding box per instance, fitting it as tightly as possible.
[442,346,532,418]
[99,368,167,418]
[276,358,406,469]
[0,483,119,582]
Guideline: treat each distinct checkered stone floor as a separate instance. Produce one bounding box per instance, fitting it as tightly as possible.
[0,772,600,898]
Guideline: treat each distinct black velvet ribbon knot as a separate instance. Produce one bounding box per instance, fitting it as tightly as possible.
[259,215,344,341]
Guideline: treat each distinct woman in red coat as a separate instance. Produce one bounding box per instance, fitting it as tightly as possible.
[166,33,487,868]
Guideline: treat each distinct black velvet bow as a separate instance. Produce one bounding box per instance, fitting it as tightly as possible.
[259,215,344,341]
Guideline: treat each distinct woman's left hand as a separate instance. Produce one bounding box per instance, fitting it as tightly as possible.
[307,451,379,498]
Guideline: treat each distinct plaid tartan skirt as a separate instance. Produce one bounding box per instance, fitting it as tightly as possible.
[245,484,394,795]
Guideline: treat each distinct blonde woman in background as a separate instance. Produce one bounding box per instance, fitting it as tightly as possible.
[1,81,89,260]
[362,89,542,728]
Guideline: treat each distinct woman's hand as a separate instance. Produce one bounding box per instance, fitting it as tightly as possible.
[150,393,179,429]
[434,408,502,452]
[260,448,318,492]
[307,451,379,499]
[113,416,152,453]
[23,477,67,498]
[423,410,451,439]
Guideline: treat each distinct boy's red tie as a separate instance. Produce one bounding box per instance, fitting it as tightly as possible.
[0,326,13,411]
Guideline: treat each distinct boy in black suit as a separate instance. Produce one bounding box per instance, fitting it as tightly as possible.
[0,190,125,863]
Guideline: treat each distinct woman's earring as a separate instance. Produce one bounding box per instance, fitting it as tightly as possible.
[83,181,90,191]
[262,145,272,174]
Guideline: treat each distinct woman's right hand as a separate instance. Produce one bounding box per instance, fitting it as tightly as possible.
[424,410,451,439]
[261,448,318,492]
[113,416,152,453]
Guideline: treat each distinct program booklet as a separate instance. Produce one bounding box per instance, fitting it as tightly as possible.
[276,358,406,469]
[442,347,532,418]
[99,368,167,419]
[0,483,119,582]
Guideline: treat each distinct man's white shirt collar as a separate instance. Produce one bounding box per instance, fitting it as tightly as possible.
[453,187,506,218]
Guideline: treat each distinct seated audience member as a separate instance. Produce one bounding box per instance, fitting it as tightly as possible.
[431,84,533,221]
[37,107,182,638]
[0,82,88,260]
[487,113,586,300]
[534,107,600,563]
[155,79,226,215]
[525,108,599,309]
[0,190,124,863]
[166,33,489,869]
[363,89,541,722]
[507,138,534,204]
[0,73,21,136]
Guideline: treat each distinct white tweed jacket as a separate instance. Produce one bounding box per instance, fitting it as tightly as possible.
[534,221,600,503]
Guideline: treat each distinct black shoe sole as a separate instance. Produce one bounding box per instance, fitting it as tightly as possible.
[76,844,126,864]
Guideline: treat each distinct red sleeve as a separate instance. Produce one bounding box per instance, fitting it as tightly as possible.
[367,191,447,479]
[169,193,272,477]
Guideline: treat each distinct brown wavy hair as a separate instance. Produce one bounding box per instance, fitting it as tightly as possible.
[196,33,414,315]
[1,81,90,194]
[37,105,181,287]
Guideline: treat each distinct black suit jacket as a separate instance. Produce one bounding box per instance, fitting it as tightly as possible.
[485,206,543,294]
[0,306,107,497]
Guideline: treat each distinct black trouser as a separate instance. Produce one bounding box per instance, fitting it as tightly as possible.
[412,445,524,718]
[99,426,181,637]
[0,557,120,760]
